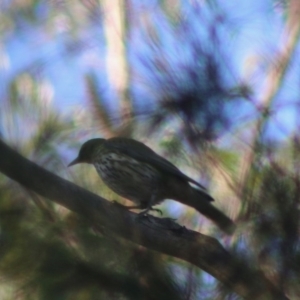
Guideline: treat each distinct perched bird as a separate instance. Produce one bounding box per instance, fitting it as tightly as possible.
[68,137,235,234]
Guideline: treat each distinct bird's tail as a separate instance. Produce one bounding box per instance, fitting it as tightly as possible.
[175,186,236,235]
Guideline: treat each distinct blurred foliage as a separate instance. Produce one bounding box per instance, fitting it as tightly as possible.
[1,0,300,299]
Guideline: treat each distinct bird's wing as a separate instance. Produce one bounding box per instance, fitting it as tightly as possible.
[106,137,207,191]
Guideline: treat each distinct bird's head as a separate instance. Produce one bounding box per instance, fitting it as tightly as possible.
[68,138,106,166]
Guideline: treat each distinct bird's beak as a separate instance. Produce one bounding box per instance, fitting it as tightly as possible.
[68,157,80,167]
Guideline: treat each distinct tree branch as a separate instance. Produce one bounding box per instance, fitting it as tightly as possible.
[0,139,288,300]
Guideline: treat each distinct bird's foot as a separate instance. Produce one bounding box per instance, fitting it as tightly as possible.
[151,208,163,215]
[112,201,163,216]
[138,207,163,216]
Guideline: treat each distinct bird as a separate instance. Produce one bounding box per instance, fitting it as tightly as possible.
[68,137,236,234]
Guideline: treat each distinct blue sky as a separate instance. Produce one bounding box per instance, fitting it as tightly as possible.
[1,0,299,142]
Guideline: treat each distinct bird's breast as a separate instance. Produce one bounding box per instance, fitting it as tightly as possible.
[93,152,162,203]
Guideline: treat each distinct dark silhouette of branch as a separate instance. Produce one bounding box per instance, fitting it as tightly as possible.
[0,139,288,300]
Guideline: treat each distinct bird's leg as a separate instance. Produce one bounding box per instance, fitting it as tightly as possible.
[113,200,162,214]
[139,206,162,215]
[149,207,163,215]
[138,190,162,216]
[114,200,161,214]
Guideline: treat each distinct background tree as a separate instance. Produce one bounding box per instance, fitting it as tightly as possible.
[0,0,300,299]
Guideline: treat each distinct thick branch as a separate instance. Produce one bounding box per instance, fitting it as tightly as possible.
[0,139,288,300]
